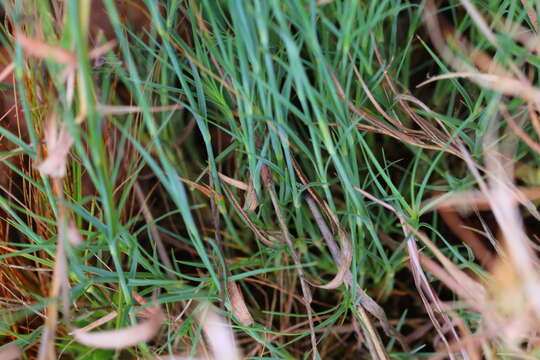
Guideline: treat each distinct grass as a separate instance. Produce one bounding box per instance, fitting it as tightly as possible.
[1,0,540,359]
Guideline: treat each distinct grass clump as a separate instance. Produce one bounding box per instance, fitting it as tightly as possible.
[1,0,540,359]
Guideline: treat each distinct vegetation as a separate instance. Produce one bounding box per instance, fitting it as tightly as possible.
[1,0,540,359]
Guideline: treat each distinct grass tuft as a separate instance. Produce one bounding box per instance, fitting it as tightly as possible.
[2,0,540,359]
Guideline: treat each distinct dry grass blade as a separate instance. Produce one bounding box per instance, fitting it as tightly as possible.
[222,184,276,247]
[179,177,222,200]
[227,281,254,326]
[292,158,358,271]
[428,304,481,360]
[304,194,401,355]
[521,0,539,31]
[0,343,21,360]
[494,16,540,54]
[328,67,399,136]
[67,220,84,246]
[354,186,487,357]
[383,233,474,301]
[217,172,258,211]
[438,208,493,268]
[427,3,524,80]
[87,40,117,59]
[528,102,540,142]
[72,307,165,349]
[329,66,462,156]
[308,227,351,290]
[351,63,409,132]
[304,194,341,259]
[0,62,15,83]
[133,291,170,319]
[501,106,540,156]
[417,72,540,105]
[458,0,498,47]
[292,158,338,232]
[198,304,241,360]
[408,239,462,360]
[372,37,454,140]
[243,178,258,211]
[37,119,74,179]
[415,227,486,304]
[34,114,75,360]
[456,0,528,80]
[261,165,319,359]
[68,311,118,334]
[134,182,176,279]
[357,187,483,297]
[423,187,540,214]
[354,60,453,151]
[436,105,540,352]
[38,178,71,360]
[394,94,453,140]
[480,111,540,319]
[295,159,404,351]
[217,172,249,191]
[356,305,390,360]
[422,0,540,110]
[354,178,540,356]
[405,221,485,302]
[16,33,76,65]
[36,252,64,360]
